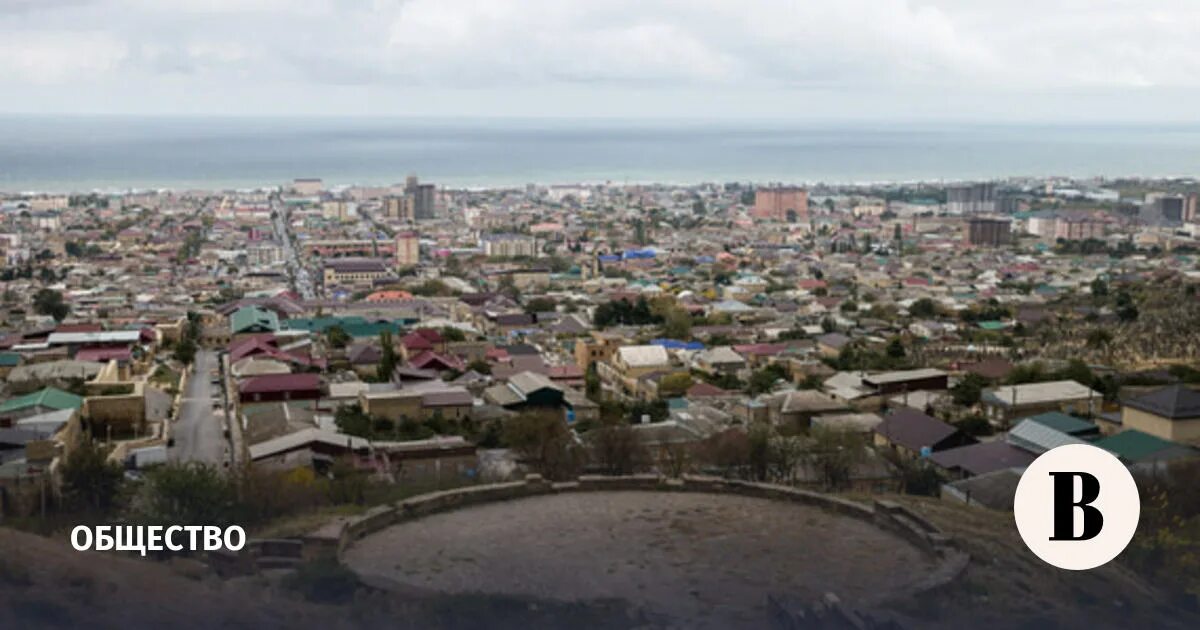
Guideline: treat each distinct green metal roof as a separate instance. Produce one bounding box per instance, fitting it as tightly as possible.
[0,352,21,367]
[1094,430,1178,462]
[281,316,403,338]
[0,387,83,413]
[1024,411,1096,435]
[230,306,280,334]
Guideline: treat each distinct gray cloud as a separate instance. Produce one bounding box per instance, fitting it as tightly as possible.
[2,0,1199,120]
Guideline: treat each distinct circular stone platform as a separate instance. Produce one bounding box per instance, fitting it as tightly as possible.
[344,490,936,627]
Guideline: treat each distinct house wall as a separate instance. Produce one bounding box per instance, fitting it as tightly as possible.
[85,394,145,433]
[985,399,1093,425]
[1121,407,1200,444]
[362,393,422,422]
[867,375,949,396]
[393,450,479,485]
[239,390,321,404]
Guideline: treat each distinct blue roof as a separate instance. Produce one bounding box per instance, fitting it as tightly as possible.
[622,249,656,260]
[651,338,704,351]
[598,255,620,263]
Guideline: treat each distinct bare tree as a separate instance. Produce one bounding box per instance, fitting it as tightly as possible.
[658,442,694,478]
[589,422,647,475]
[803,426,866,491]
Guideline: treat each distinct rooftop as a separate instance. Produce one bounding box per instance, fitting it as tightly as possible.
[1122,384,1200,420]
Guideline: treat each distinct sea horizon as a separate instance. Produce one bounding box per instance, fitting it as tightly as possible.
[2,115,1200,194]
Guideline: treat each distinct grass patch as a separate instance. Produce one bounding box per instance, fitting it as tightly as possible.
[283,558,360,605]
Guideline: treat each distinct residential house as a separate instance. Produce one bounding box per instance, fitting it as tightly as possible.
[772,390,847,431]
[981,380,1100,427]
[229,306,281,342]
[862,368,949,396]
[238,373,322,407]
[873,409,975,459]
[929,440,1035,479]
[1119,385,1200,445]
[692,346,747,376]
[1094,430,1198,466]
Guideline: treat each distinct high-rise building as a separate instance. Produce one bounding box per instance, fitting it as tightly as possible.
[481,233,538,258]
[395,231,420,267]
[1143,194,1185,224]
[1054,215,1105,241]
[752,187,808,222]
[965,217,1012,246]
[384,196,407,220]
[405,175,437,220]
[946,183,996,214]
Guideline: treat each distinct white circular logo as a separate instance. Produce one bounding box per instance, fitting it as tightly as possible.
[1013,443,1140,571]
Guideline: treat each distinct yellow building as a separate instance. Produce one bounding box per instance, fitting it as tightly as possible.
[1120,385,1200,445]
[322,258,392,288]
[574,331,625,369]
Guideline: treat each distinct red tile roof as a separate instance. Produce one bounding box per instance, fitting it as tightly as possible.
[687,382,729,397]
[239,373,321,394]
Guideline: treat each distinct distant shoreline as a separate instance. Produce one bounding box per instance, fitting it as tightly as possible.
[2,117,1198,195]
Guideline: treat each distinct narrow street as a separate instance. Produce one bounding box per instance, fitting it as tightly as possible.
[271,197,317,300]
[170,349,228,466]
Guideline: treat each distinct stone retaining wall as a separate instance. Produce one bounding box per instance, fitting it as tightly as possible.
[299,474,969,610]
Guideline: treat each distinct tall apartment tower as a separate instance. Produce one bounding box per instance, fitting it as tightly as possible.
[752,187,808,222]
[947,183,996,214]
[395,231,420,267]
[965,217,1012,247]
[384,196,407,220]
[405,175,436,220]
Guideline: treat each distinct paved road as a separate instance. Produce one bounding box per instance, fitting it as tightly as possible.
[271,198,317,300]
[171,349,228,465]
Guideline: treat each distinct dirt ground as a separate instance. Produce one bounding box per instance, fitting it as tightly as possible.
[344,491,937,628]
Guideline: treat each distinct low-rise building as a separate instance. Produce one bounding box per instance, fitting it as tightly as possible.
[1119,385,1200,445]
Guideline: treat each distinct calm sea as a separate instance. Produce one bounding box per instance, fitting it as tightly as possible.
[1,116,1199,192]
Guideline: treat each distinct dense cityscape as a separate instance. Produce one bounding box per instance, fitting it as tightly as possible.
[0,174,1198,627]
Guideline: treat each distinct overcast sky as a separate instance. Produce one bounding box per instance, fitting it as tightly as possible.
[3,0,1200,122]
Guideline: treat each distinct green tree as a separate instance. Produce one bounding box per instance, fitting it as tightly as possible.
[523,297,557,315]
[658,372,693,397]
[134,463,237,526]
[908,297,938,318]
[747,365,787,396]
[376,331,398,382]
[33,288,70,322]
[951,372,988,407]
[466,358,492,375]
[1115,290,1139,322]
[173,336,197,365]
[954,413,994,437]
[334,403,374,438]
[661,307,693,340]
[439,326,467,342]
[60,441,125,513]
[324,325,351,349]
[585,362,601,401]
